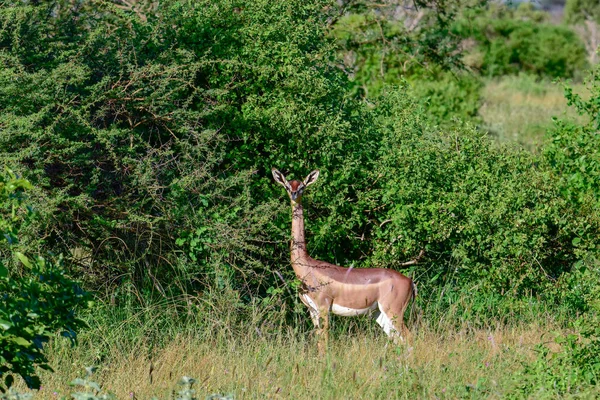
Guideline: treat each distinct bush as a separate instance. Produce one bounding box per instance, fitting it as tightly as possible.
[409,71,483,125]
[545,67,600,206]
[512,311,600,397]
[330,4,465,98]
[0,0,361,298]
[1,0,599,334]
[355,87,599,305]
[0,171,88,391]
[454,4,589,79]
[330,8,479,124]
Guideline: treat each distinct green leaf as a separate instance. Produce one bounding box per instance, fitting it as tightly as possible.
[572,237,581,246]
[70,378,88,387]
[0,262,7,278]
[11,336,31,347]
[15,252,32,268]
[0,319,12,330]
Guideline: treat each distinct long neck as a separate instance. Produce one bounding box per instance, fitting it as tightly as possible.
[290,201,310,272]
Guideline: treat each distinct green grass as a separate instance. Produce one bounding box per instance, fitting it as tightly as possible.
[479,74,587,152]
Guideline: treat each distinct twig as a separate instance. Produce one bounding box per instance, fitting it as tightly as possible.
[399,249,425,266]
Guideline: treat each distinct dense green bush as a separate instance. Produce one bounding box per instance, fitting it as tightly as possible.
[0,171,88,391]
[0,0,364,299]
[454,4,588,79]
[565,0,600,24]
[330,3,466,96]
[546,67,600,207]
[330,8,481,125]
[353,88,599,306]
[408,71,482,124]
[512,310,600,397]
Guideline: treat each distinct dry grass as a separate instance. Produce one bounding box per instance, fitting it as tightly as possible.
[22,320,561,399]
[480,75,587,152]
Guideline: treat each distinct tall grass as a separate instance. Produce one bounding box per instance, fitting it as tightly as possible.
[12,288,573,399]
[30,322,559,399]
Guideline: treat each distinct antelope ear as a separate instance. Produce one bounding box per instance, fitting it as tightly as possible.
[272,168,291,191]
[303,170,320,187]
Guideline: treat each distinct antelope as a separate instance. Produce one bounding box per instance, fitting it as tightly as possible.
[272,168,417,353]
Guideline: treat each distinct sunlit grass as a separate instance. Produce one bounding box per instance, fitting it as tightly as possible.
[22,315,561,399]
[8,285,581,399]
[480,74,587,152]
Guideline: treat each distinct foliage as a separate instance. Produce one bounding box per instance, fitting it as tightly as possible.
[69,367,115,400]
[564,0,600,24]
[0,388,31,400]
[512,313,600,398]
[3,1,600,398]
[507,63,600,396]
[551,258,600,315]
[357,87,600,303]
[0,171,88,391]
[329,1,484,124]
[454,3,589,79]
[0,0,599,347]
[0,367,228,400]
[545,66,600,207]
[330,5,464,96]
[408,71,482,124]
[0,0,362,299]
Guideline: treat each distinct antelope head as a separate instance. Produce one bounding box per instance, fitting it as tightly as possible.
[272,168,320,204]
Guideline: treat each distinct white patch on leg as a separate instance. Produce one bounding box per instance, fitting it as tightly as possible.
[301,294,321,326]
[375,303,403,341]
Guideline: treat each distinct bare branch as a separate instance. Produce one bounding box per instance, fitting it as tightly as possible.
[399,249,425,266]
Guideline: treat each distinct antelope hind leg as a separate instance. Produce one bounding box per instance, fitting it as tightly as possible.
[375,304,406,343]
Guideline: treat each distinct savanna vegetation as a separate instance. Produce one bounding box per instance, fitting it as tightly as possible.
[0,0,599,398]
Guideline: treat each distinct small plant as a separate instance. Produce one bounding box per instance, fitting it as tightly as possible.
[205,395,233,400]
[69,367,115,400]
[0,388,32,400]
[175,376,196,400]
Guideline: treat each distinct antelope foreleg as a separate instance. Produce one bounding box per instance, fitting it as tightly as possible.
[316,308,330,355]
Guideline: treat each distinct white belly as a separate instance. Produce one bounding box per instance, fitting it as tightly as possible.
[331,302,378,316]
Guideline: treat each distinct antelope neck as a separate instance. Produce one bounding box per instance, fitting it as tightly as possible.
[290,201,309,273]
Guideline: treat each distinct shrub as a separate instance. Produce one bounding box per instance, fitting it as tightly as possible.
[454,4,589,79]
[545,67,600,206]
[330,7,479,124]
[512,310,600,397]
[0,171,88,392]
[1,0,599,333]
[356,87,599,306]
[0,0,361,298]
[409,71,483,125]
